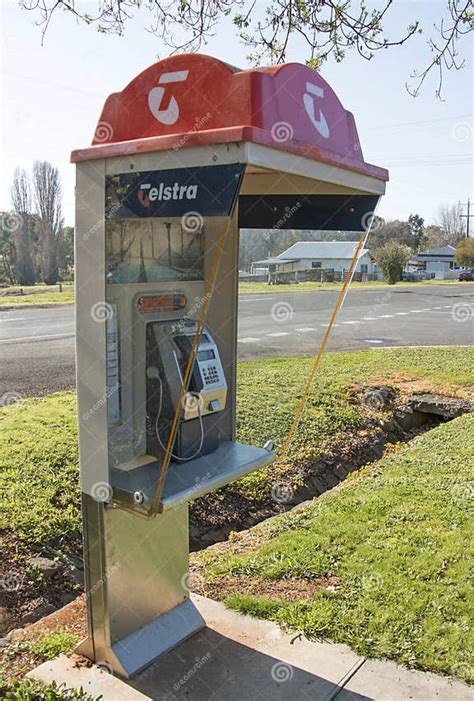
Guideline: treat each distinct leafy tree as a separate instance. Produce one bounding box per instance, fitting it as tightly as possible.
[407,213,424,251]
[58,225,74,279]
[369,220,411,252]
[421,224,446,251]
[455,238,474,267]
[33,160,64,285]
[20,1,474,97]
[11,167,36,285]
[374,242,412,285]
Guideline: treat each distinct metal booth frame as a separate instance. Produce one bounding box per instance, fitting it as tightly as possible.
[72,54,388,677]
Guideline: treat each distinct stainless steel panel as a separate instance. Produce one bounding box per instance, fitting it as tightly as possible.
[105,504,189,642]
[110,441,275,511]
[112,599,205,678]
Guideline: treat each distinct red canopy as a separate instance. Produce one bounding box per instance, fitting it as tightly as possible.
[71,53,387,182]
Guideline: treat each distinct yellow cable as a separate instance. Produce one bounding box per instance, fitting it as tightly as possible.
[278,234,366,462]
[148,218,231,516]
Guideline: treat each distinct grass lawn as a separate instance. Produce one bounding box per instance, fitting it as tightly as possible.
[1,347,473,552]
[0,279,470,306]
[238,279,472,294]
[0,392,79,551]
[0,347,473,684]
[192,414,474,683]
[0,284,74,308]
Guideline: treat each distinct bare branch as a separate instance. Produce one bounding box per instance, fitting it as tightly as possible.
[407,0,473,98]
[32,160,64,284]
[18,0,474,97]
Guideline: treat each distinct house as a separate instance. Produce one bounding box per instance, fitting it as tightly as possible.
[412,245,456,274]
[252,241,377,278]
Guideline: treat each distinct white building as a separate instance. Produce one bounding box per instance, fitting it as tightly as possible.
[413,245,456,274]
[252,241,376,276]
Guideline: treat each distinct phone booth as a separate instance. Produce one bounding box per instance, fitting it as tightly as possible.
[72,54,388,678]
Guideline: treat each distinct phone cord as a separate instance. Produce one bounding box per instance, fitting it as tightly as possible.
[154,375,204,462]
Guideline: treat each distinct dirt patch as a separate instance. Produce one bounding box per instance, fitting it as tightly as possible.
[0,596,87,681]
[367,374,473,401]
[190,572,340,603]
[0,533,82,637]
[8,595,87,643]
[189,426,419,550]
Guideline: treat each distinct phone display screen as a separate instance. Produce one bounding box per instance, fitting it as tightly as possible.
[197,349,215,362]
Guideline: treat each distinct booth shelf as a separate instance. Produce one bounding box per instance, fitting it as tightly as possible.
[111,441,275,513]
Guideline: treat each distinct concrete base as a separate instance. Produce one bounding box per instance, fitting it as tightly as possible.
[29,595,472,701]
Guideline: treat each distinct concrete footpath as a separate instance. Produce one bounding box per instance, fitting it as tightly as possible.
[29,595,473,700]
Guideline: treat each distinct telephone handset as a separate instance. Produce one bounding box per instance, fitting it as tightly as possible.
[172,326,227,420]
[173,333,204,396]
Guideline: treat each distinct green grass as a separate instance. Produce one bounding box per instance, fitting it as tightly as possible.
[0,284,74,308]
[238,279,471,294]
[0,278,467,305]
[12,630,80,664]
[235,346,474,498]
[194,415,474,682]
[1,348,473,550]
[22,631,79,661]
[0,393,79,550]
[0,678,98,700]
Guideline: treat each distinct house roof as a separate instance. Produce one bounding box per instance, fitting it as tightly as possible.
[415,245,456,261]
[277,241,369,260]
[252,257,299,265]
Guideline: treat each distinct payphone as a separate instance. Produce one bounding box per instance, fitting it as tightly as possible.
[146,321,227,461]
[73,53,387,677]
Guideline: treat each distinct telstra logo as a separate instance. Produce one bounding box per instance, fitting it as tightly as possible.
[137,182,198,207]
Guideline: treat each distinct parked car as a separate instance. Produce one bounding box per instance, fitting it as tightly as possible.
[458,269,474,281]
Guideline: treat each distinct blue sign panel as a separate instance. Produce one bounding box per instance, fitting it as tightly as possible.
[105,164,244,219]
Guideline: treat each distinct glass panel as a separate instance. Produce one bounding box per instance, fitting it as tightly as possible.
[105,218,204,284]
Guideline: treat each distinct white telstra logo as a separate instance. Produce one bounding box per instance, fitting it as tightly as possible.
[140,182,198,201]
[148,70,189,125]
[303,82,330,139]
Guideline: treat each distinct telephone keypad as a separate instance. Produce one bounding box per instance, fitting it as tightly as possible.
[202,364,220,385]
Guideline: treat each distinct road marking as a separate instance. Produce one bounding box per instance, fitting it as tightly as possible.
[266,332,290,337]
[362,316,377,320]
[378,314,394,318]
[0,332,75,344]
[362,338,385,344]
[340,320,360,325]
[295,327,317,332]
[237,337,260,343]
[410,309,425,313]
[0,317,22,322]
[433,306,444,309]
[394,312,410,315]
[239,296,269,302]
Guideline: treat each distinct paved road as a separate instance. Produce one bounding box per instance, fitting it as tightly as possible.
[1,284,473,399]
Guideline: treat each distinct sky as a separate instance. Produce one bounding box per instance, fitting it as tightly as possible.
[0,0,473,227]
